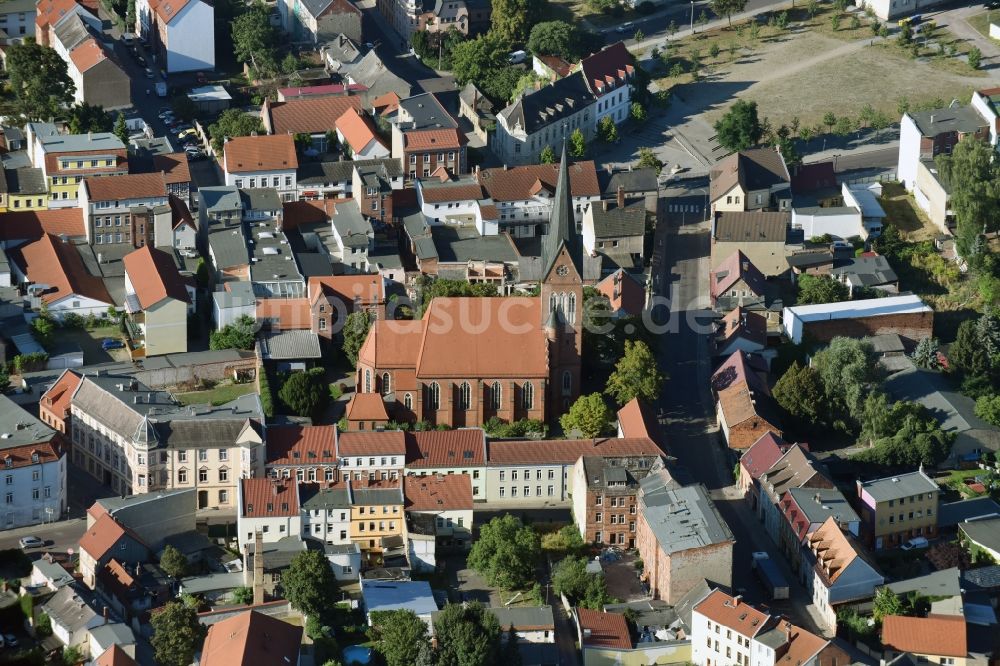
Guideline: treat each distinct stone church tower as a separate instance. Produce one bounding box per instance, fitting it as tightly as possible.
[540,143,584,416]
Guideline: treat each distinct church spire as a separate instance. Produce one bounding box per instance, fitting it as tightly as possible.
[542,141,581,278]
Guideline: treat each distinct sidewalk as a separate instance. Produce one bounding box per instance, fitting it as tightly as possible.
[629,0,794,53]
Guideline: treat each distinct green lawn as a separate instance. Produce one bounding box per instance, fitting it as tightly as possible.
[174,382,257,406]
[940,469,986,498]
[966,11,997,40]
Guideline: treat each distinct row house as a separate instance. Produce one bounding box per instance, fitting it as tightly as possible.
[404,473,474,549]
[570,453,665,547]
[308,273,386,343]
[263,95,361,154]
[26,123,128,207]
[757,444,832,546]
[776,486,860,577]
[122,245,194,356]
[65,373,265,509]
[79,173,169,250]
[390,93,467,179]
[78,513,150,589]
[134,0,215,72]
[39,369,82,434]
[856,468,940,550]
[0,394,67,529]
[898,104,991,192]
[49,12,130,110]
[12,233,114,321]
[222,135,299,202]
[279,0,361,44]
[377,0,488,39]
[237,477,302,549]
[709,147,791,216]
[710,350,782,450]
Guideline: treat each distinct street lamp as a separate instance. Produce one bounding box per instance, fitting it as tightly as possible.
[690,1,695,33]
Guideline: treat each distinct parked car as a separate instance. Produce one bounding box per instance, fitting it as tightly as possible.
[137,55,147,68]
[144,67,154,79]
[18,536,43,549]
[615,21,634,34]
[177,129,198,140]
[901,536,929,551]
[101,338,125,351]
[186,152,205,161]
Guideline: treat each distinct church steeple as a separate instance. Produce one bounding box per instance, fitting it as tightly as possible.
[542,141,582,278]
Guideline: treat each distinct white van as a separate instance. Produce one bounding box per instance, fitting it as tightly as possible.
[508,50,527,64]
[901,536,929,551]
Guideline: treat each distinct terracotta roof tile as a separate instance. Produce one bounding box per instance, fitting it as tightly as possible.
[405,429,485,468]
[224,135,298,174]
[577,608,631,650]
[580,42,634,97]
[419,180,484,203]
[84,173,166,201]
[240,478,299,517]
[478,161,600,202]
[147,0,192,23]
[882,614,966,658]
[338,430,406,457]
[255,298,311,330]
[0,209,86,241]
[718,307,767,349]
[308,274,384,307]
[283,198,343,229]
[694,589,771,637]
[488,437,661,465]
[200,610,303,666]
[596,268,644,317]
[740,432,790,481]
[152,153,192,185]
[373,92,401,116]
[268,96,363,136]
[336,108,386,155]
[772,623,829,666]
[265,425,336,466]
[95,645,139,666]
[404,473,473,511]
[17,233,112,305]
[807,516,873,586]
[68,38,107,73]
[0,441,62,471]
[716,380,781,438]
[40,369,82,420]
[123,246,190,309]
[710,350,769,395]
[615,398,661,443]
[711,250,766,302]
[344,394,390,422]
[403,128,465,151]
[79,513,142,561]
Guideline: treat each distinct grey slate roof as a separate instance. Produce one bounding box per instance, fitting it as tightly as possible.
[53,14,92,52]
[909,105,988,137]
[431,225,519,263]
[352,485,403,506]
[713,212,790,243]
[591,201,645,238]
[0,393,58,448]
[5,167,46,195]
[348,52,412,100]
[487,605,555,630]
[209,227,249,270]
[938,497,1000,527]
[639,474,733,554]
[962,565,1000,592]
[499,71,595,135]
[858,469,938,502]
[259,330,322,360]
[830,255,898,288]
[960,517,1000,554]
[332,201,372,248]
[41,585,99,633]
[398,93,458,130]
[786,486,860,525]
[240,187,282,212]
[213,282,256,309]
[201,186,243,214]
[886,567,962,599]
[34,126,124,154]
[300,483,352,510]
[603,168,659,196]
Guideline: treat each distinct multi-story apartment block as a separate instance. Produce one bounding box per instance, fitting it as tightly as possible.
[308,274,385,344]
[299,481,353,547]
[403,473,473,548]
[777,486,860,575]
[222,135,299,201]
[79,173,169,250]
[349,478,404,554]
[26,123,128,207]
[338,431,407,481]
[571,454,664,546]
[69,373,265,509]
[134,0,215,72]
[691,589,774,666]
[0,0,36,39]
[580,43,634,128]
[390,93,467,179]
[897,105,991,191]
[50,13,131,110]
[405,429,486,499]
[278,0,361,44]
[266,424,338,482]
[856,468,939,550]
[39,369,82,435]
[0,394,67,529]
[237,477,302,549]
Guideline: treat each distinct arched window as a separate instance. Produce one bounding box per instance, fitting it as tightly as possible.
[404,393,413,410]
[562,371,572,396]
[568,292,577,324]
[365,370,371,393]
[459,382,471,410]
[522,382,534,411]
[549,293,557,316]
[428,383,440,410]
[381,372,391,396]
[490,381,502,409]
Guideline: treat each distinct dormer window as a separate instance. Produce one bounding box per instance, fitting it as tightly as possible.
[4,458,11,469]
[31,452,39,463]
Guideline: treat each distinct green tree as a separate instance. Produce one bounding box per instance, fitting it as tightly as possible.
[552,556,589,598]
[949,315,999,380]
[823,111,837,134]
[6,41,76,121]
[773,361,825,424]
[113,112,129,146]
[371,609,431,666]
[630,101,647,123]
[710,0,748,26]
[539,145,557,164]
[278,368,329,418]
[911,337,941,370]
[434,602,502,666]
[231,2,276,76]
[30,314,55,349]
[527,21,575,58]
[450,33,510,85]
[935,136,1000,259]
[968,46,982,70]
[342,309,375,366]
[467,515,539,590]
[873,587,903,622]
[714,100,764,152]
[281,52,301,74]
[540,524,586,555]
[637,147,664,174]
[605,340,664,405]
[208,109,265,153]
[491,0,535,43]
[709,43,721,60]
[67,103,113,134]
[598,115,619,143]
[231,586,254,604]
[560,393,614,437]
[159,544,189,579]
[569,128,587,158]
[830,14,841,30]
[796,274,849,305]
[63,646,83,666]
[853,408,953,466]
[209,315,257,350]
[812,337,883,424]
[0,364,10,395]
[283,549,336,616]
[975,394,1000,427]
[580,574,614,610]
[150,601,206,666]
[834,115,855,137]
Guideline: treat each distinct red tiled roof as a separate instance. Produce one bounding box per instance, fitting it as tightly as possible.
[0,441,62,471]
[536,54,573,78]
[615,398,660,443]
[337,430,406,457]
[40,369,82,419]
[710,350,770,395]
[405,429,485,468]
[790,161,837,194]
[345,394,389,421]
[0,209,86,241]
[596,268,644,317]
[123,246,190,309]
[282,198,344,229]
[17,233,112,305]
[200,610,303,666]
[488,437,662,465]
[278,84,368,99]
[773,623,829,666]
[265,425,336,466]
[224,135,298,174]
[79,513,142,561]
[336,108,386,155]
[403,128,465,151]
[240,478,299,517]
[718,307,767,349]
[84,173,166,201]
[268,96,363,136]
[577,608,631,650]
[152,153,193,185]
[308,274,384,307]
[148,0,193,23]
[479,161,600,201]
[882,614,967,658]
[373,92,400,116]
[68,38,108,73]
[419,179,484,203]
[740,432,790,481]
[404,473,473,511]
[694,589,771,637]
[711,250,766,302]
[95,645,139,666]
[579,42,634,97]
[255,298,311,330]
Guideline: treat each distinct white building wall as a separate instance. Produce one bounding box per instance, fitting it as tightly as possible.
[46,294,113,321]
[302,506,352,545]
[594,85,631,127]
[237,513,302,549]
[0,456,66,529]
[224,169,297,200]
[691,609,752,666]
[971,91,999,148]
[164,0,215,72]
[897,114,923,191]
[790,209,864,240]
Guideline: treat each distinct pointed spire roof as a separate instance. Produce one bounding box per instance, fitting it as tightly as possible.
[542,142,583,278]
[132,414,158,445]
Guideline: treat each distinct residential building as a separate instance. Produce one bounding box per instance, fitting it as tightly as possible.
[279,0,361,44]
[134,0,215,71]
[87,623,136,661]
[200,610,303,666]
[856,468,940,550]
[758,445,833,544]
[3,166,49,211]
[691,589,774,666]
[898,105,991,192]
[390,93,467,178]
[50,14,131,109]
[264,424,337,481]
[122,245,192,356]
[581,196,645,271]
[345,51,413,102]
[237,477,302,551]
[492,605,556,644]
[0,394,67,528]
[87,488,196,550]
[262,95,362,153]
[337,430,407,481]
[711,211,791,277]
[69,373,265,508]
[404,429,487,499]
[336,108,390,159]
[860,0,949,19]
[0,0,35,38]
[576,608,634,662]
[94,644,139,666]
[329,199,373,272]
[829,254,899,297]
[790,204,865,241]
[602,167,660,212]
[376,0,488,40]
[580,42,635,128]
[841,182,887,238]
[494,72,597,166]
[882,614,970,665]
[31,557,75,591]
[351,159,403,226]
[777,486,860,574]
[39,369,82,434]
[711,349,782,450]
[308,274,386,343]
[714,307,767,359]
[782,294,934,345]
[596,268,645,317]
[959,517,1000,563]
[709,148,791,215]
[710,250,767,312]
[459,83,497,145]
[40,585,106,650]
[11,233,113,321]
[913,159,953,234]
[350,478,404,555]
[802,516,885,628]
[79,173,169,250]
[637,473,734,603]
[571,453,664,546]
[299,481,352,550]
[35,0,100,47]
[78,513,150,588]
[362,579,436,626]
[25,123,127,207]
[404,473,474,548]
[151,153,193,205]
[738,432,791,506]
[222,135,299,201]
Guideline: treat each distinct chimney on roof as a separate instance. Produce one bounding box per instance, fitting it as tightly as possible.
[102,606,108,625]
[741,260,749,272]
[733,594,742,605]
[616,185,625,208]
[785,621,791,643]
[602,200,608,212]
[814,493,821,504]
[253,530,264,606]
